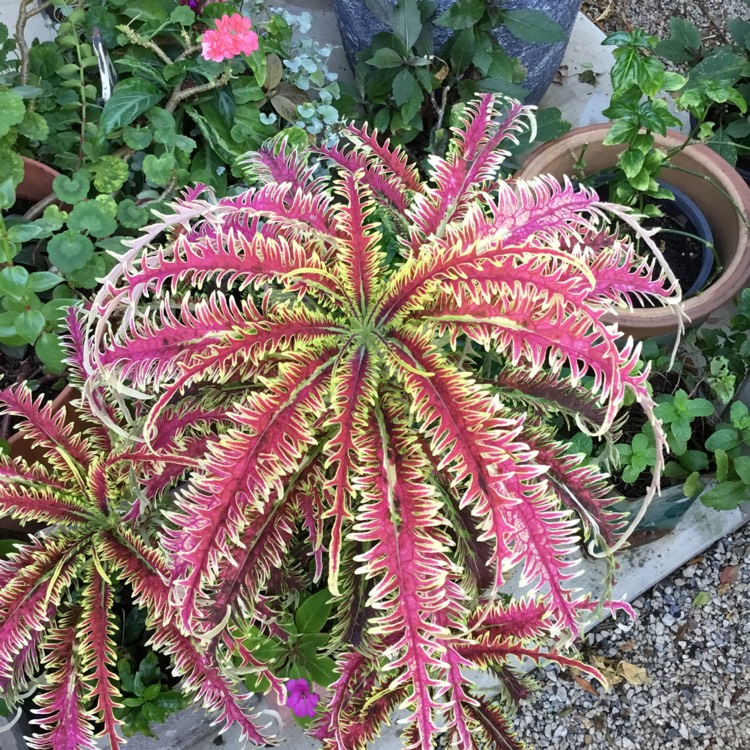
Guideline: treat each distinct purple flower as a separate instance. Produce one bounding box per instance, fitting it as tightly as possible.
[286,678,320,718]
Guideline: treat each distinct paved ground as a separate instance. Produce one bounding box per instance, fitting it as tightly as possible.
[516,523,750,750]
[582,0,749,39]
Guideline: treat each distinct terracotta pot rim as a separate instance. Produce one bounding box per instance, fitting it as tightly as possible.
[518,124,750,334]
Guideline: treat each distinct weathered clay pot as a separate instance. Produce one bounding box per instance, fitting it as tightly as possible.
[333,0,579,103]
[17,156,59,205]
[517,124,750,339]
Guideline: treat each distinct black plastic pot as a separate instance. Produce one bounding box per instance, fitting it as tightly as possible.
[664,181,715,298]
[589,172,715,299]
[332,0,579,103]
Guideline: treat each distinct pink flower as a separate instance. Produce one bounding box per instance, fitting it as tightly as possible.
[201,13,259,62]
[285,678,319,718]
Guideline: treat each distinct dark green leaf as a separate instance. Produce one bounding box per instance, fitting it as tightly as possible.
[392,69,418,107]
[367,48,404,69]
[435,0,485,30]
[99,81,164,135]
[392,0,422,50]
[654,17,702,63]
[502,10,566,44]
[686,50,748,90]
[295,590,333,633]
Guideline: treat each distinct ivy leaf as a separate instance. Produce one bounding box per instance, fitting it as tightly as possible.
[0,90,26,137]
[53,172,91,204]
[15,310,45,344]
[91,156,129,193]
[65,254,106,289]
[67,201,117,238]
[99,80,164,135]
[123,126,153,150]
[170,6,195,25]
[47,230,95,273]
[502,10,567,44]
[17,110,49,141]
[655,18,702,63]
[392,0,422,50]
[143,153,176,186]
[116,198,149,229]
[392,69,418,107]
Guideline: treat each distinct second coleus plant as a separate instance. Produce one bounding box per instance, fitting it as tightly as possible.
[80,95,675,748]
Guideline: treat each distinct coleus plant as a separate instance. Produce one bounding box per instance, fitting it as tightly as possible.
[77,95,677,748]
[0,325,283,748]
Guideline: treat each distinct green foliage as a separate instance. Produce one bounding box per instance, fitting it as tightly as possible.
[28,2,342,187]
[353,0,568,154]
[600,29,685,209]
[243,591,337,723]
[116,652,189,737]
[657,13,750,164]
[610,303,750,513]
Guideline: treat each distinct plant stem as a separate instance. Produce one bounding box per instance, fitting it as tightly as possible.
[165,69,232,114]
[15,0,54,85]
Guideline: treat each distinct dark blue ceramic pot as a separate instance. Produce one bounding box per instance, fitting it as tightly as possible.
[333,0,580,103]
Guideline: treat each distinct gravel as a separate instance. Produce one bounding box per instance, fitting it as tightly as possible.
[515,523,750,749]
[581,0,749,40]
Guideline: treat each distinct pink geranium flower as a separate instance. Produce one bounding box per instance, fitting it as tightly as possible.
[285,678,320,718]
[201,13,259,62]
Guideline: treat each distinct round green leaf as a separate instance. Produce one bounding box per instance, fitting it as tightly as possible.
[67,201,117,238]
[0,90,26,137]
[65,254,105,289]
[116,198,149,230]
[17,110,49,141]
[91,156,129,193]
[0,147,24,190]
[53,172,91,204]
[123,126,153,150]
[15,309,45,344]
[143,153,176,187]
[170,5,195,25]
[47,230,95,273]
[35,331,67,373]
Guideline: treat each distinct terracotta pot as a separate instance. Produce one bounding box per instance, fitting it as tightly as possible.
[17,156,59,205]
[517,124,750,339]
